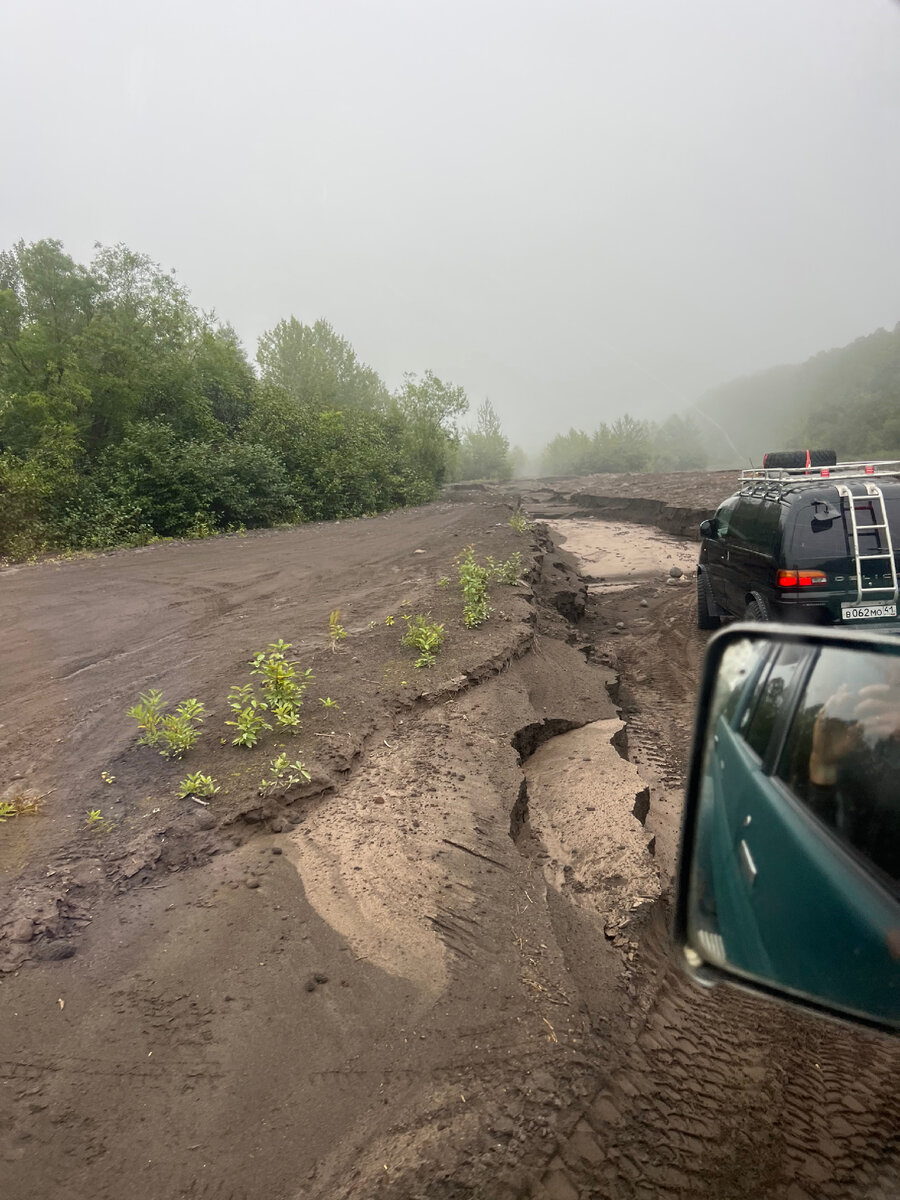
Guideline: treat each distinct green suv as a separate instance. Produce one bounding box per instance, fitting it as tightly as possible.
[697,453,900,632]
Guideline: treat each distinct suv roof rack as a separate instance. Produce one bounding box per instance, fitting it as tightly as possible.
[740,459,900,487]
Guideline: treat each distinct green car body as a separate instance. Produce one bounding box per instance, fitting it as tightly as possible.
[688,636,900,1028]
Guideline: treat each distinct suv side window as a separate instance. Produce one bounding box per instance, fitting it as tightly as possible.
[748,499,781,553]
[714,497,738,537]
[775,646,900,889]
[721,495,781,554]
[738,645,806,761]
[726,498,757,545]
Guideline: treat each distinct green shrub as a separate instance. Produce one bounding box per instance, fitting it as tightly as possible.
[126,691,206,758]
[456,546,492,628]
[401,614,445,668]
[260,752,311,796]
[250,639,312,721]
[487,551,524,585]
[177,772,219,799]
[225,683,272,748]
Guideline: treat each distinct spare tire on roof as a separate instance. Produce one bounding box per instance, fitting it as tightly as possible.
[762,449,837,469]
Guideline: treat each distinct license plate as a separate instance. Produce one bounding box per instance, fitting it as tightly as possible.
[841,602,897,620]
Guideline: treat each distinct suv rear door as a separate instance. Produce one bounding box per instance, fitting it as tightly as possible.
[785,491,900,627]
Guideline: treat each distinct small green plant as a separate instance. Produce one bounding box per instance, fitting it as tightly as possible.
[401,614,445,668]
[487,551,524,586]
[101,771,116,784]
[225,683,273,748]
[271,701,300,729]
[384,614,394,626]
[85,808,105,829]
[319,696,339,709]
[185,511,216,539]
[177,772,220,800]
[127,691,206,758]
[437,576,450,587]
[509,510,533,534]
[456,546,492,628]
[126,689,165,746]
[249,640,313,724]
[158,699,207,758]
[259,752,311,796]
[328,608,347,650]
[0,795,43,822]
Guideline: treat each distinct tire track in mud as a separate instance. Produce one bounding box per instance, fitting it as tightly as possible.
[544,912,900,1200]
[530,517,900,1200]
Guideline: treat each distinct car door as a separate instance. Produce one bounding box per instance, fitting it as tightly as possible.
[704,497,739,615]
[706,644,900,1024]
[721,495,771,617]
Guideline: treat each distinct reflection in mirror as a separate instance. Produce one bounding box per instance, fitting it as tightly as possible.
[687,634,900,1030]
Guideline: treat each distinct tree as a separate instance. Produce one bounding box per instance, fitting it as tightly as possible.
[393,369,469,488]
[243,386,434,521]
[649,414,708,471]
[606,414,651,471]
[0,237,493,556]
[0,400,83,557]
[77,244,217,448]
[508,445,529,477]
[458,399,512,481]
[542,428,594,475]
[257,317,388,412]
[0,239,98,394]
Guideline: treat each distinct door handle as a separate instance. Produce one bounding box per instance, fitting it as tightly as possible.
[739,839,757,887]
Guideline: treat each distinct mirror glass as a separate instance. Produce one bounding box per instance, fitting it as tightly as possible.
[686,633,900,1029]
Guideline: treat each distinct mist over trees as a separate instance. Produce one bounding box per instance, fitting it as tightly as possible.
[696,323,900,466]
[457,399,512,482]
[539,413,708,476]
[0,240,468,557]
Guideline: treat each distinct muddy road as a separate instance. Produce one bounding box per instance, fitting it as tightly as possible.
[1,477,899,1199]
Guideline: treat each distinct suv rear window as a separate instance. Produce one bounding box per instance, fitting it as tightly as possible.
[786,494,900,560]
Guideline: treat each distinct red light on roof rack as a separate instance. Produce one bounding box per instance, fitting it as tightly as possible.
[865,465,875,474]
[820,468,830,477]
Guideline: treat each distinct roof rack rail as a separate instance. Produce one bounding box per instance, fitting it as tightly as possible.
[740,459,900,486]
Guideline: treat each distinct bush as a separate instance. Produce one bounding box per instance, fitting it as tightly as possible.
[456,546,492,628]
[401,614,445,668]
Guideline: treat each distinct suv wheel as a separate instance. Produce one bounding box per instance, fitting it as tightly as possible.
[697,572,720,630]
[744,597,769,622]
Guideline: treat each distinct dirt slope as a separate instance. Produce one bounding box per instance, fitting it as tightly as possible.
[0,499,654,1199]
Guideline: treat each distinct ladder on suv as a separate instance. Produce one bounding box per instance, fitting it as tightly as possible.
[835,483,899,604]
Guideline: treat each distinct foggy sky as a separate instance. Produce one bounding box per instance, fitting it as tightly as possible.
[3,0,900,449]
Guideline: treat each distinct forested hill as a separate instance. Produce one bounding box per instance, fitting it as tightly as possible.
[696,322,900,466]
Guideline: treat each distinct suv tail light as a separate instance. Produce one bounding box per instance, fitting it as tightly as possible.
[777,569,828,588]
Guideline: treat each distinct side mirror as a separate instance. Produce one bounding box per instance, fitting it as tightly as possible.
[675,624,900,1033]
[699,518,717,539]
